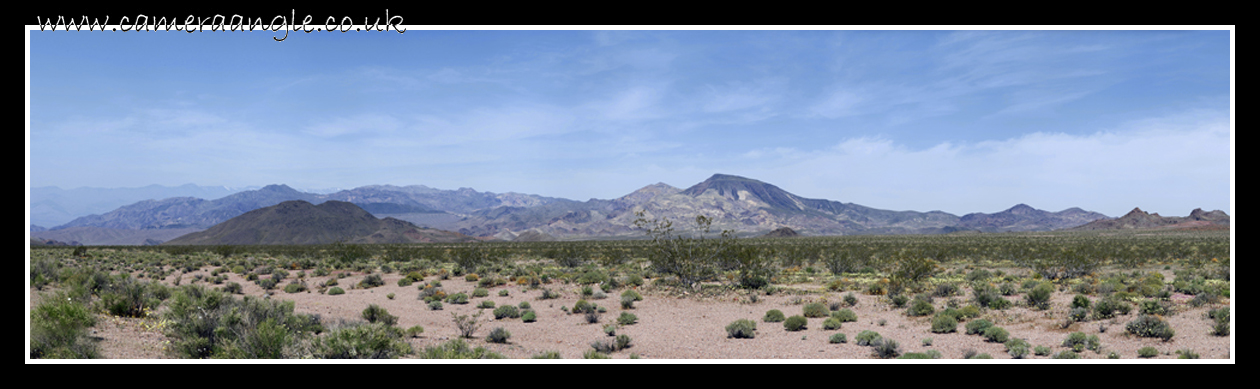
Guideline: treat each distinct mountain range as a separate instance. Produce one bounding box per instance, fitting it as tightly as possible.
[1070,207,1230,231]
[29,173,1225,245]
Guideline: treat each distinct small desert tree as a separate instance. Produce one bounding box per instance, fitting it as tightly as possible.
[634,211,735,289]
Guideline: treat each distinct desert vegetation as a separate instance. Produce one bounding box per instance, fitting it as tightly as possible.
[28,226,1230,360]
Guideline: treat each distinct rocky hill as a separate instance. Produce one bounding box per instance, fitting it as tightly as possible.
[1071,208,1230,231]
[957,204,1109,232]
[163,200,481,245]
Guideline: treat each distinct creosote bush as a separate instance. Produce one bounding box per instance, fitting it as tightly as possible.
[1126,315,1175,341]
[362,304,398,326]
[764,309,786,323]
[930,314,958,334]
[486,327,511,344]
[822,317,843,331]
[966,319,993,336]
[726,319,757,339]
[803,303,830,318]
[784,316,808,332]
[829,333,847,344]
[855,330,882,346]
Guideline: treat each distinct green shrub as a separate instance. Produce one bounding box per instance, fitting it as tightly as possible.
[1069,307,1090,322]
[472,288,490,298]
[871,338,901,359]
[573,299,596,314]
[933,283,958,298]
[603,324,617,337]
[284,282,307,294]
[822,317,843,330]
[397,277,414,287]
[983,327,1009,343]
[855,330,882,346]
[1126,315,1175,341]
[784,316,808,332]
[328,287,345,295]
[1138,346,1159,358]
[930,314,958,334]
[621,289,643,302]
[30,293,100,359]
[1062,332,1089,351]
[518,301,531,310]
[890,294,910,308]
[312,323,413,359]
[1005,338,1030,359]
[829,333,847,344]
[477,300,496,309]
[1071,294,1091,309]
[831,309,858,323]
[1177,349,1200,359]
[446,292,469,305]
[965,319,993,335]
[428,300,443,311]
[726,319,757,339]
[621,295,637,309]
[1025,282,1054,310]
[358,274,385,289]
[907,299,935,317]
[452,311,484,339]
[1209,307,1230,336]
[803,303,830,318]
[1092,297,1127,319]
[493,305,521,320]
[362,304,398,326]
[418,339,504,359]
[486,327,511,344]
[764,309,786,323]
[1034,345,1052,356]
[617,312,638,326]
[522,310,537,323]
[1053,350,1080,359]
[406,325,425,338]
[223,282,243,294]
[988,296,1012,310]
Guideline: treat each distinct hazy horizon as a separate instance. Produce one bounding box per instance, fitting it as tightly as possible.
[28,28,1233,218]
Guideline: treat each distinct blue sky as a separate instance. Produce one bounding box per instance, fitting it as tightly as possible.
[27,28,1232,217]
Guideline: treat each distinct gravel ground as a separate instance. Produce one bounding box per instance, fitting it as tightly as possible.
[31,269,1233,361]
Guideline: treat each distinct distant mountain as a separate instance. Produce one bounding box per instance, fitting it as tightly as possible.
[957,204,1109,232]
[163,200,481,245]
[1071,208,1230,231]
[31,227,203,246]
[30,184,251,227]
[54,185,321,230]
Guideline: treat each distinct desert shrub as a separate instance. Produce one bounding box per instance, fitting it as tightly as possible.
[358,274,385,289]
[831,309,858,323]
[405,325,425,338]
[803,303,830,318]
[328,287,345,295]
[966,269,992,283]
[1068,307,1090,323]
[988,296,1012,310]
[1177,349,1200,359]
[1092,297,1128,319]
[1139,300,1169,316]
[784,316,808,332]
[1025,282,1054,310]
[871,338,902,359]
[1138,346,1159,358]
[428,300,443,311]
[1062,332,1089,352]
[1126,315,1175,341]
[1209,307,1230,336]
[446,293,469,305]
[618,312,638,326]
[829,333,847,344]
[983,327,1009,343]
[957,305,982,319]
[465,274,480,282]
[585,309,602,324]
[621,295,637,309]
[485,327,511,344]
[472,288,490,298]
[907,298,935,317]
[284,281,307,294]
[1034,345,1052,356]
[518,301,531,310]
[890,294,910,308]
[822,317,844,331]
[539,288,560,300]
[933,283,958,298]
[452,311,484,338]
[573,299,596,314]
[312,322,413,359]
[855,330,882,346]
[397,278,414,287]
[844,293,859,307]
[583,349,612,359]
[965,319,993,336]
[29,293,100,359]
[1053,351,1080,359]
[361,305,398,326]
[930,314,958,334]
[522,310,537,323]
[163,285,322,359]
[477,300,496,309]
[224,282,243,295]
[258,278,277,290]
[418,339,504,359]
[493,305,520,320]
[1005,338,1030,359]
[1071,294,1091,310]
[726,319,757,339]
[764,309,786,323]
[615,334,633,351]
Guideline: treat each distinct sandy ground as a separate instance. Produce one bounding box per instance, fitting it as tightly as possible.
[32,269,1232,361]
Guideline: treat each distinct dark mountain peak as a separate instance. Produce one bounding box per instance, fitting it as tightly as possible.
[259,184,298,192]
[1006,204,1038,214]
[703,173,763,184]
[681,174,805,211]
[1125,207,1148,217]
